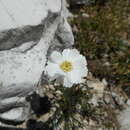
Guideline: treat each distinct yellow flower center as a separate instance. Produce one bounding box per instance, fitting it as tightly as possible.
[60,61,73,72]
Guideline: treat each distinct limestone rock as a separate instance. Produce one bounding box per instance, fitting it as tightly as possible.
[0,0,74,124]
[0,0,61,31]
[118,100,130,130]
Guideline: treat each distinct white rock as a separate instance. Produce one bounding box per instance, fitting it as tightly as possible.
[1,108,23,120]
[87,79,105,98]
[0,107,27,121]
[0,40,47,87]
[118,104,130,130]
[82,13,90,18]
[1,97,20,104]
[0,0,61,30]
[0,12,60,93]
[127,100,130,106]
[0,0,74,124]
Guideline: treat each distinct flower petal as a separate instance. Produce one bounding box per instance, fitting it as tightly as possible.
[63,76,73,87]
[67,70,82,84]
[68,66,88,84]
[50,51,63,64]
[62,49,80,61]
[73,61,88,79]
[45,61,64,78]
[73,55,87,67]
[45,49,88,87]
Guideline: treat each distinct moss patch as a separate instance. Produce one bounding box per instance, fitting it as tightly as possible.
[70,0,129,92]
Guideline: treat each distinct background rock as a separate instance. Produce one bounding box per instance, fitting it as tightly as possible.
[118,100,130,130]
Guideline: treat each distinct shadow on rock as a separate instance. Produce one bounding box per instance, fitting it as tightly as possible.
[27,93,51,117]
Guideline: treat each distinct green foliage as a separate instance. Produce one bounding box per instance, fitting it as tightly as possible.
[47,84,117,129]
[47,85,93,129]
[58,86,91,118]
[71,0,129,88]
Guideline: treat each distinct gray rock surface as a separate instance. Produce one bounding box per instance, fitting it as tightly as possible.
[0,0,74,124]
[118,100,130,130]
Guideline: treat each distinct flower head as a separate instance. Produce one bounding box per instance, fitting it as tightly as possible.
[60,61,73,72]
[45,49,88,87]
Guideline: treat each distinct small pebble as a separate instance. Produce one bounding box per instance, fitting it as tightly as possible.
[56,90,63,96]
[82,13,90,18]
[49,85,55,91]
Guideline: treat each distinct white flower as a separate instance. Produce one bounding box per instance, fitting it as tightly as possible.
[45,49,88,87]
